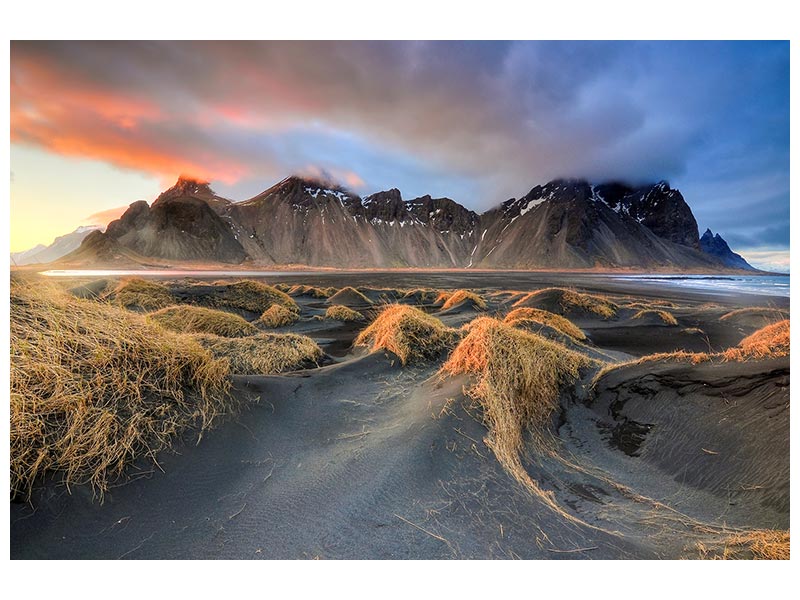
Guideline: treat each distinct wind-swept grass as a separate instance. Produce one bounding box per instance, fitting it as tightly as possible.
[287,284,335,299]
[440,289,487,311]
[258,304,299,328]
[355,304,456,364]
[513,288,618,319]
[197,280,299,314]
[723,320,789,361]
[327,286,372,306]
[325,304,366,322]
[150,305,258,337]
[697,529,790,560]
[631,309,679,326]
[503,307,586,341]
[191,333,323,374]
[440,317,599,514]
[10,278,233,500]
[104,278,174,311]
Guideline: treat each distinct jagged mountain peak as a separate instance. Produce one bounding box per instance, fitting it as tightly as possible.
[699,228,754,270]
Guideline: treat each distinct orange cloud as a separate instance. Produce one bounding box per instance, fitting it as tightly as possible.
[81,205,132,227]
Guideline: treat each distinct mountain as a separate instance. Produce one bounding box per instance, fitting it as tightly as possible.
[59,175,753,271]
[102,176,246,263]
[10,225,101,266]
[699,228,755,270]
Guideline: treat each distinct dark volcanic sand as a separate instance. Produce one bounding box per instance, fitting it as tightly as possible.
[10,272,789,559]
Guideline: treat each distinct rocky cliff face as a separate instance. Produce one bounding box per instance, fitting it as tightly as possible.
[100,177,246,263]
[699,228,755,270]
[61,175,748,271]
[593,181,701,249]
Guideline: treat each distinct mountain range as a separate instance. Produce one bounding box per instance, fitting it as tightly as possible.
[22,175,756,271]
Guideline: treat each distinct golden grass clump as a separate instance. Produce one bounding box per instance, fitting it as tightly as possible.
[10,278,233,500]
[720,307,787,323]
[697,529,790,560]
[402,288,441,304]
[592,350,710,386]
[631,309,679,326]
[355,304,456,364]
[192,333,323,375]
[440,317,598,508]
[723,320,789,361]
[149,305,258,337]
[105,278,174,311]
[433,291,452,306]
[206,280,299,314]
[327,286,372,305]
[258,304,299,328]
[514,287,618,319]
[287,284,335,298]
[440,289,488,311]
[325,304,366,322]
[503,307,586,341]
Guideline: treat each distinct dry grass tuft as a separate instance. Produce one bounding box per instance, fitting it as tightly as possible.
[720,307,787,323]
[325,304,366,322]
[697,529,789,560]
[402,288,441,304]
[104,278,174,311]
[724,320,789,361]
[198,280,299,314]
[632,309,679,326]
[258,304,299,328]
[433,291,452,306]
[355,304,456,364]
[192,333,323,375]
[287,284,335,299]
[513,288,618,319]
[327,286,372,305]
[503,307,586,341]
[592,350,711,386]
[149,305,258,337]
[440,289,487,311]
[440,318,598,509]
[10,278,233,500]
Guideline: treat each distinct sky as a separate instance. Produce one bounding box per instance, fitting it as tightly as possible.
[9,41,790,271]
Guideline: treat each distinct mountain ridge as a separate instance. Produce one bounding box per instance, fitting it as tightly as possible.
[48,175,757,272]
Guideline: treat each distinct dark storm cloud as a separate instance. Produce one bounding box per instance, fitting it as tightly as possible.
[10,40,789,250]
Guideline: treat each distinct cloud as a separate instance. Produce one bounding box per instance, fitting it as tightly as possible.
[81,205,131,227]
[10,40,789,247]
[739,249,791,273]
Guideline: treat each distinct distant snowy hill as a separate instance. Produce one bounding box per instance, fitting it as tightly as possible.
[11,225,102,266]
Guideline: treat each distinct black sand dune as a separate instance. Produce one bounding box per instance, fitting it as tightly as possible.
[10,273,790,559]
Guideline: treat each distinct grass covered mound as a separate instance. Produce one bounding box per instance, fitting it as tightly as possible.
[402,288,441,304]
[326,286,372,307]
[503,307,586,341]
[150,305,258,337]
[10,278,233,500]
[104,278,174,311]
[724,320,790,361]
[440,289,487,311]
[355,304,456,365]
[258,304,299,328]
[287,284,335,299]
[719,307,788,328]
[325,304,366,322]
[192,333,323,375]
[196,280,299,314]
[631,309,679,326]
[440,317,598,508]
[513,288,618,320]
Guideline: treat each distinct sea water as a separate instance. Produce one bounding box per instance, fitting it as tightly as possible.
[613,274,790,297]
